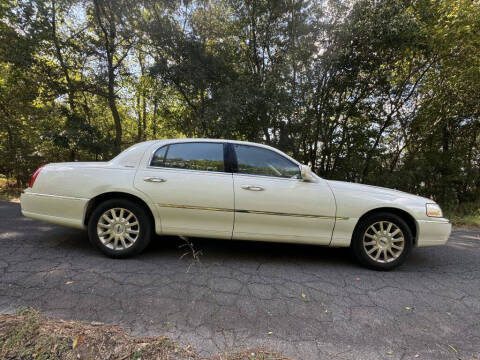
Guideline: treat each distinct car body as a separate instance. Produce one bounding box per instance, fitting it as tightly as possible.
[20,139,452,269]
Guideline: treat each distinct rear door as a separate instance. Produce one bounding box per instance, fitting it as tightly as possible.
[134,142,234,238]
[231,144,336,244]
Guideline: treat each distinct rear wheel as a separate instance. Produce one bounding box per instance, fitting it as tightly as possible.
[351,212,413,270]
[88,199,152,258]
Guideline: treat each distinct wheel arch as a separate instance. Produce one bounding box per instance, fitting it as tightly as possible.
[354,207,418,246]
[83,191,157,232]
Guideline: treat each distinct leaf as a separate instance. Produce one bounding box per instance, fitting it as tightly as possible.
[386,350,393,355]
[301,293,306,298]
[267,331,273,335]
[65,281,73,285]
[448,344,457,353]
[405,306,411,310]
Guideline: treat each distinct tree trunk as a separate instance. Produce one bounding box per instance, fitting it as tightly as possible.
[93,0,123,154]
[152,97,158,139]
[51,0,76,113]
[136,94,142,141]
[108,76,122,154]
[139,53,147,141]
[362,116,392,181]
[142,91,147,140]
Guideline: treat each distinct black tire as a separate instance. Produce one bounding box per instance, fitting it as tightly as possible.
[351,212,413,270]
[88,198,152,258]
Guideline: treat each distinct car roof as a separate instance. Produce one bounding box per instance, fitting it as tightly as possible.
[148,138,266,146]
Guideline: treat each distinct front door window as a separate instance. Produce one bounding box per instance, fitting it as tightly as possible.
[233,144,300,179]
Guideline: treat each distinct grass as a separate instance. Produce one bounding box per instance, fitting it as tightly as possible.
[0,308,290,360]
[0,308,70,360]
[449,214,480,227]
[444,201,480,227]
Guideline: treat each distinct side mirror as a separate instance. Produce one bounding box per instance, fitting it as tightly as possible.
[300,165,315,182]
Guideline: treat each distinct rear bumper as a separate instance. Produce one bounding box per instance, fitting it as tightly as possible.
[20,190,88,229]
[416,219,452,247]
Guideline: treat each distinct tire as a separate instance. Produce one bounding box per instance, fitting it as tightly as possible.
[351,212,413,270]
[88,198,152,258]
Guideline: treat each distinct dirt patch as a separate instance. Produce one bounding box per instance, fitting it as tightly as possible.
[0,308,290,360]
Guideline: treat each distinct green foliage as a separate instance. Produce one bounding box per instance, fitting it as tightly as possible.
[444,201,480,227]
[0,0,479,210]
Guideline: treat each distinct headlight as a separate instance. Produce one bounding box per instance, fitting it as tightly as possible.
[426,203,443,217]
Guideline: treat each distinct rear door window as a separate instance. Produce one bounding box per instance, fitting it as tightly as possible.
[151,143,225,172]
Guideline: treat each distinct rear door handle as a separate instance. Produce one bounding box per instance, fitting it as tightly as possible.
[144,177,166,183]
[241,185,264,191]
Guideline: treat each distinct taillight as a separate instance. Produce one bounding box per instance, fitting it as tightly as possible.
[29,166,45,188]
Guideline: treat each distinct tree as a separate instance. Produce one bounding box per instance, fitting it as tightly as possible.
[1,0,479,209]
[88,0,137,154]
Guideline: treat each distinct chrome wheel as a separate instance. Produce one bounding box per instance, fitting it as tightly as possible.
[96,208,140,250]
[363,221,405,263]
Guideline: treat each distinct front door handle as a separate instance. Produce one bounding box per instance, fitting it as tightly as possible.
[241,185,264,191]
[144,177,166,183]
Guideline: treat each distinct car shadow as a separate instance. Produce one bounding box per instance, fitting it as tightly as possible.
[25,225,357,269]
[146,234,356,268]
[56,230,467,272]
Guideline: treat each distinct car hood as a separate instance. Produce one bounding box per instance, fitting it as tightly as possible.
[326,180,431,203]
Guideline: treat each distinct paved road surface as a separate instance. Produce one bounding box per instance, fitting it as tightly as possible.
[1,201,479,359]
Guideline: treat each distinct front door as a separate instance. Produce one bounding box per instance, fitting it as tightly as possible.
[231,144,336,244]
[134,141,234,238]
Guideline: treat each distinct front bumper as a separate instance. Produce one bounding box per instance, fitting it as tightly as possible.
[416,219,452,247]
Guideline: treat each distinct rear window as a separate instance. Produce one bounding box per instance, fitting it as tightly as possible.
[150,143,224,172]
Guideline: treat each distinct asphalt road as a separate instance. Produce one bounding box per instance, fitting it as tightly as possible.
[1,201,479,360]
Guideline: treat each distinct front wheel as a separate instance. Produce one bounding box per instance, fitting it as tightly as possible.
[351,212,413,270]
[88,199,152,258]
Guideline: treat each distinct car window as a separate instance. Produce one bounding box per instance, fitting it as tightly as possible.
[151,142,224,172]
[150,146,167,167]
[234,144,300,179]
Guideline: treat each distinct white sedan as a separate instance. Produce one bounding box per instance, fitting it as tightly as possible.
[20,139,451,270]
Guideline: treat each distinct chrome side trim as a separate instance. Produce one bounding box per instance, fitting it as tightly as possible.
[157,203,349,220]
[235,209,331,219]
[158,203,234,212]
[23,192,90,201]
[145,166,232,176]
[417,219,451,224]
[233,173,304,182]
